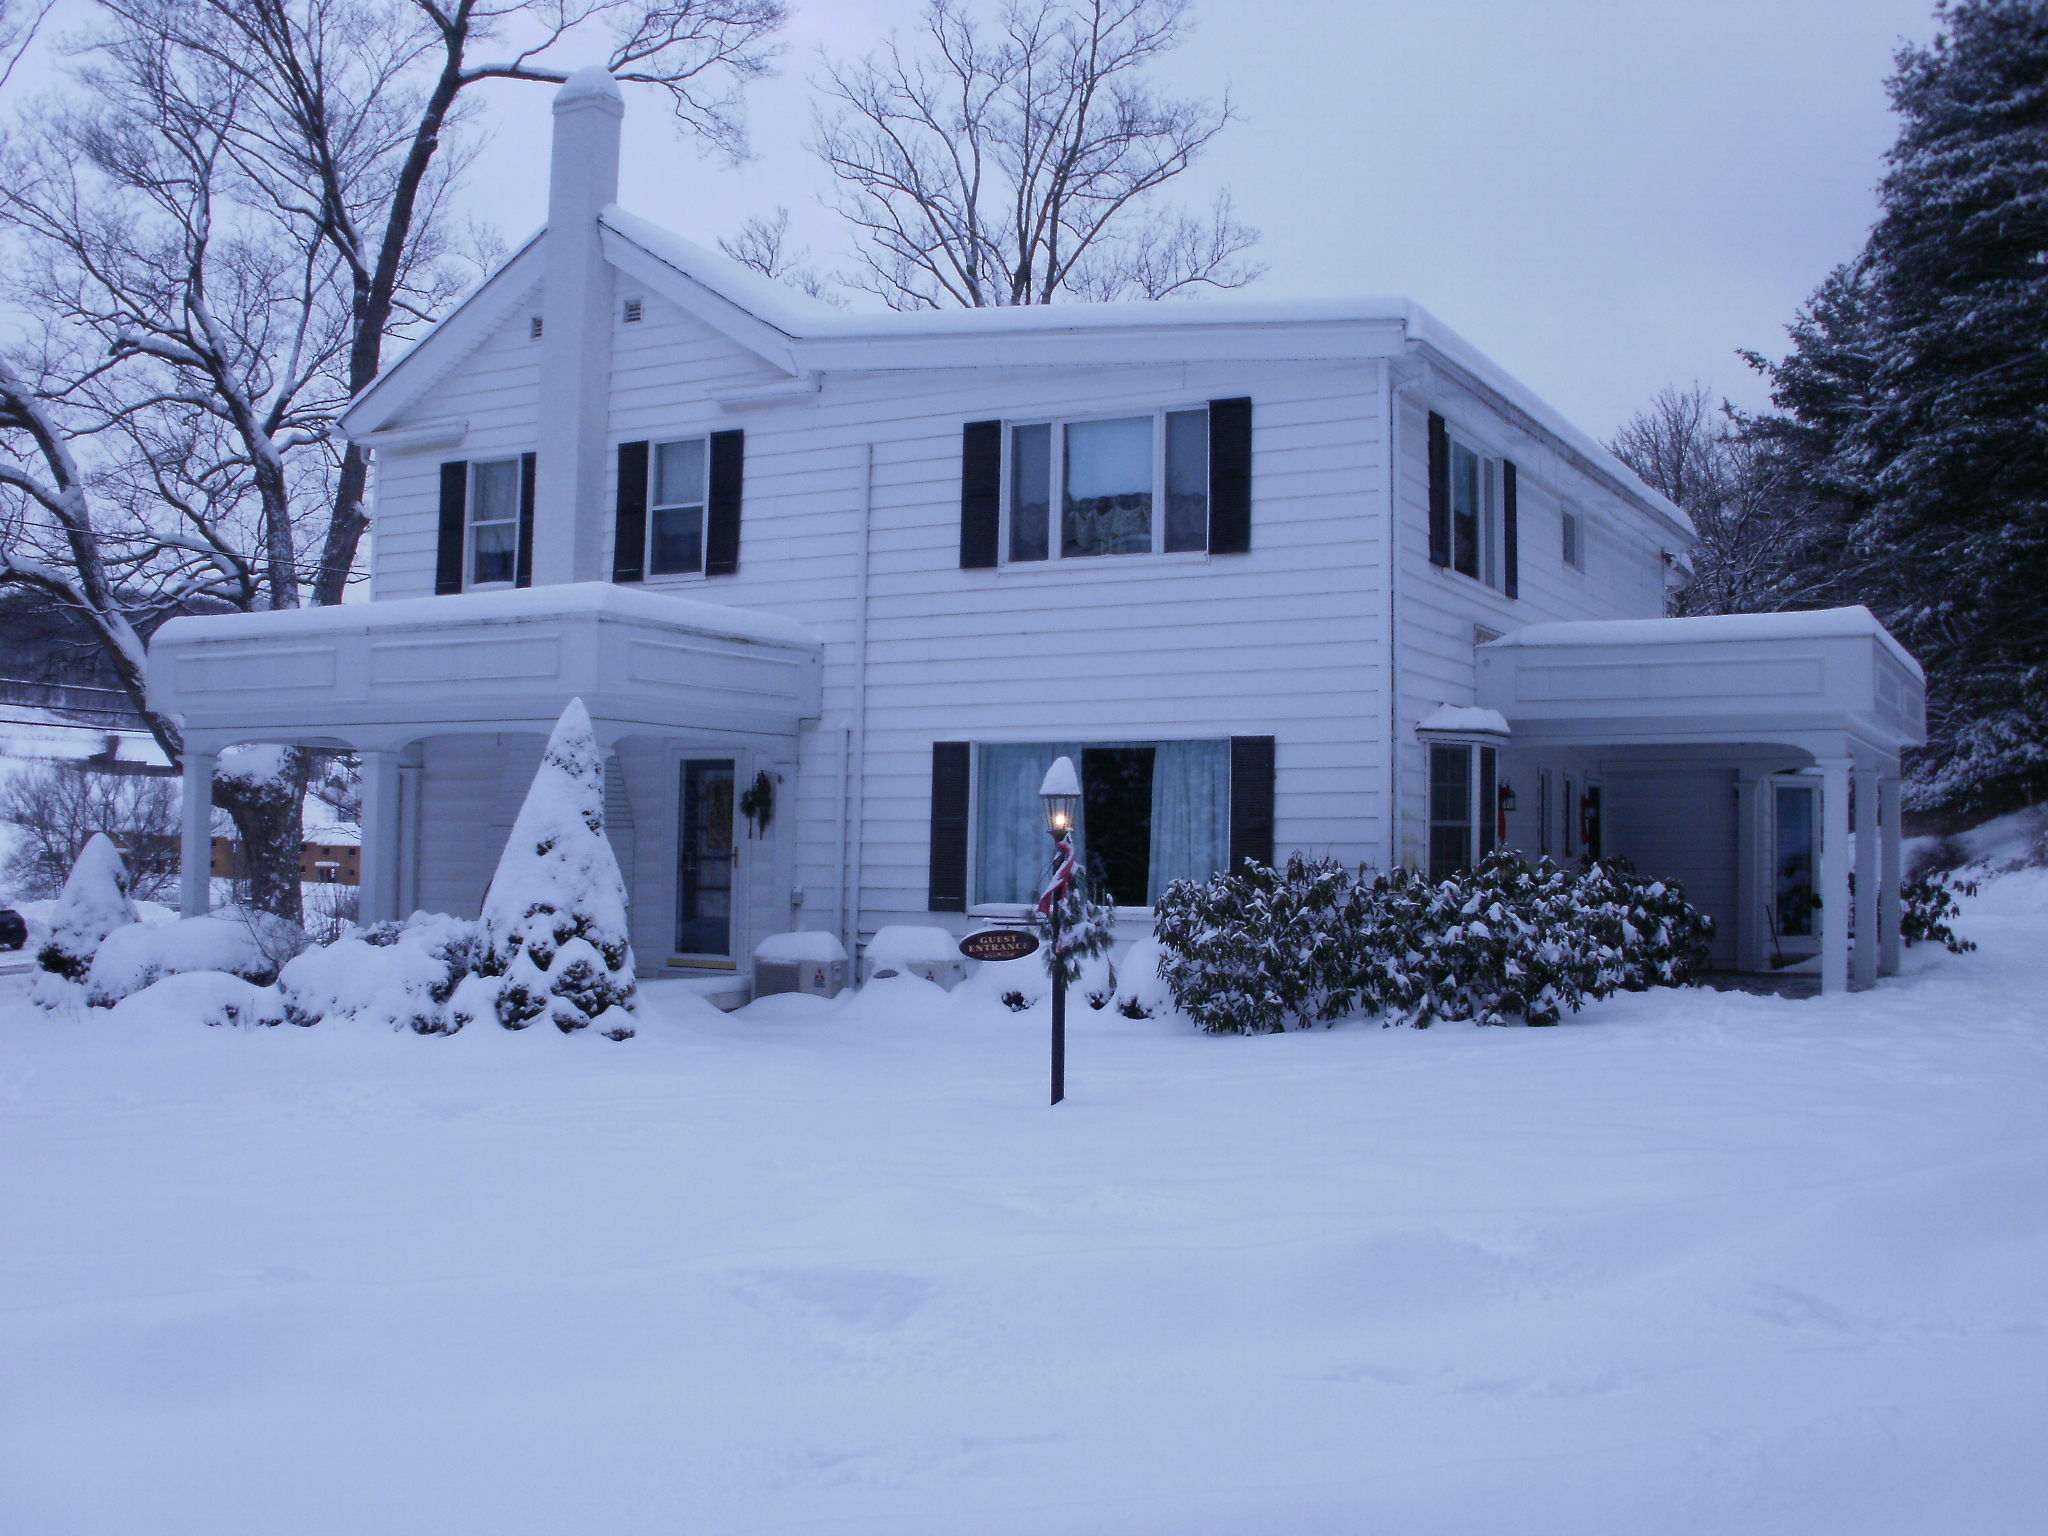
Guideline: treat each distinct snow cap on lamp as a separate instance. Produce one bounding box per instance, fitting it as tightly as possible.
[1040,755,1080,835]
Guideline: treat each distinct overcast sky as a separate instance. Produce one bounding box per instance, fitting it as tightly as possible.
[445,0,1941,439]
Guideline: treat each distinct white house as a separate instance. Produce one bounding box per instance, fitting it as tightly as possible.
[148,68,1924,997]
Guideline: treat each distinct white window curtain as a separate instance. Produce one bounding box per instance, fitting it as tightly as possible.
[1147,738,1229,902]
[975,742,1083,905]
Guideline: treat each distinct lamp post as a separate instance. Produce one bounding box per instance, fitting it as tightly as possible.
[1039,756,1080,1107]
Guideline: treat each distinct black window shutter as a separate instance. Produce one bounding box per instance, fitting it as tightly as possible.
[612,441,648,583]
[928,741,971,911]
[1228,735,1275,871]
[959,420,1001,569]
[1427,412,1451,568]
[1208,396,1253,554]
[706,429,744,576]
[435,461,468,595]
[515,451,536,588]
[1502,458,1519,599]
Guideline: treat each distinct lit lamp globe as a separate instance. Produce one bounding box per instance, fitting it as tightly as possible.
[1040,756,1080,837]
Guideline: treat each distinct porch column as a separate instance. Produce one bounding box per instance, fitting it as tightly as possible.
[397,758,424,918]
[1818,756,1852,994]
[1853,765,1879,990]
[1879,773,1904,976]
[1734,771,1764,973]
[179,749,216,918]
[357,749,401,926]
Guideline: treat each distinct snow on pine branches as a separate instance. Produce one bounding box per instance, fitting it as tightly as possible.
[468,699,637,1039]
[1152,851,1716,1035]
[36,833,137,984]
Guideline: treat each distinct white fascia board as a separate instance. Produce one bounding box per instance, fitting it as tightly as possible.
[599,219,802,377]
[338,234,547,439]
[787,317,1409,374]
[353,418,468,452]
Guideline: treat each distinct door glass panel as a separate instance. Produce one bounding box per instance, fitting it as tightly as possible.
[677,759,735,957]
[1775,783,1817,938]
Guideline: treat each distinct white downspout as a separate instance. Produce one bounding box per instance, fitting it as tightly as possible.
[846,443,873,960]
[1384,358,1409,871]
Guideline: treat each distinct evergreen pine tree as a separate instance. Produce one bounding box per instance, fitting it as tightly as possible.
[473,699,637,1038]
[37,833,138,983]
[1749,0,2048,815]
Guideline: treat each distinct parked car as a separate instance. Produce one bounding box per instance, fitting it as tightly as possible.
[0,908,27,952]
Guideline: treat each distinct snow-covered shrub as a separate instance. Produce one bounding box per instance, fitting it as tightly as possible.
[36,833,138,982]
[1113,935,1175,1019]
[472,699,636,1039]
[1153,855,1363,1034]
[84,908,304,1007]
[108,971,286,1030]
[1901,872,1978,954]
[278,912,478,1031]
[1153,851,1714,1034]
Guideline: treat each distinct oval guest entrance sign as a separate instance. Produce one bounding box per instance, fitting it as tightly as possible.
[958,928,1039,962]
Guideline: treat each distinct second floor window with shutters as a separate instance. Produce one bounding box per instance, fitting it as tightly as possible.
[468,458,520,586]
[1449,436,1508,590]
[1004,407,1213,562]
[650,437,708,576]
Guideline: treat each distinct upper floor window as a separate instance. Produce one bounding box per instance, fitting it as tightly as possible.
[1005,407,1212,563]
[1450,438,1505,589]
[1562,508,1584,571]
[649,437,708,576]
[468,458,520,587]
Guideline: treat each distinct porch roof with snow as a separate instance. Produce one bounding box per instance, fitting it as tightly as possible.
[1474,606,1926,763]
[147,582,822,754]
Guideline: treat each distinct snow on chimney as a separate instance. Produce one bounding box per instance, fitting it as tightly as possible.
[533,67,624,585]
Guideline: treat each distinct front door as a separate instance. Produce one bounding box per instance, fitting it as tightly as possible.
[677,758,737,964]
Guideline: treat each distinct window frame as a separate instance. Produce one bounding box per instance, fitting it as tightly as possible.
[1426,736,1503,882]
[1562,506,1585,572]
[964,735,1232,915]
[1446,431,1507,591]
[646,434,711,580]
[999,404,1213,567]
[465,456,522,590]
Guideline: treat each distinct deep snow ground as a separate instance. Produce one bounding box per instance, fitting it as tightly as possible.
[3,877,2045,1536]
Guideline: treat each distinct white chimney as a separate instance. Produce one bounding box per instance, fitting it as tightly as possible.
[533,67,623,585]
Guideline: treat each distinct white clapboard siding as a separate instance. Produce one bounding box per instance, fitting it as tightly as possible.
[367,263,1680,948]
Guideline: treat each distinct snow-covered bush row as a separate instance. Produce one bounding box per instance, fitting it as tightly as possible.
[86,908,305,1007]
[1152,851,1716,1034]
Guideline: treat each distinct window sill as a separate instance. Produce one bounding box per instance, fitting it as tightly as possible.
[991,549,1213,579]
[968,903,1157,919]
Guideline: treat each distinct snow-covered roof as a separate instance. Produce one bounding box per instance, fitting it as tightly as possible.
[1485,607,1923,682]
[339,203,1689,540]
[151,581,818,653]
[1417,705,1512,738]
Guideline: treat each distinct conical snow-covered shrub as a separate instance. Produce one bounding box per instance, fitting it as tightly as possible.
[37,833,139,982]
[472,699,637,1038]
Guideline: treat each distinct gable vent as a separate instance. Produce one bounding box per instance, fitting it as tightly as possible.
[621,296,643,324]
[528,314,543,340]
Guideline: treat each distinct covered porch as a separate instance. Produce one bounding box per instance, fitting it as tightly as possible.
[1476,607,1927,994]
[147,583,822,976]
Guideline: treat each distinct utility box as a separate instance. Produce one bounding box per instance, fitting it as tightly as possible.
[861,924,968,990]
[752,932,849,1000]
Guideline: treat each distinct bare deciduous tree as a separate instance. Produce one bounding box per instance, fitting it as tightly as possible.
[1609,383,1805,619]
[0,0,787,918]
[0,760,182,904]
[813,0,1261,310]
[719,204,842,303]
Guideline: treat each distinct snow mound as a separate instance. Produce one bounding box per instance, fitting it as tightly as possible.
[753,930,848,963]
[1112,936,1176,1019]
[107,971,286,1030]
[865,925,959,970]
[278,913,476,1032]
[86,909,303,1007]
